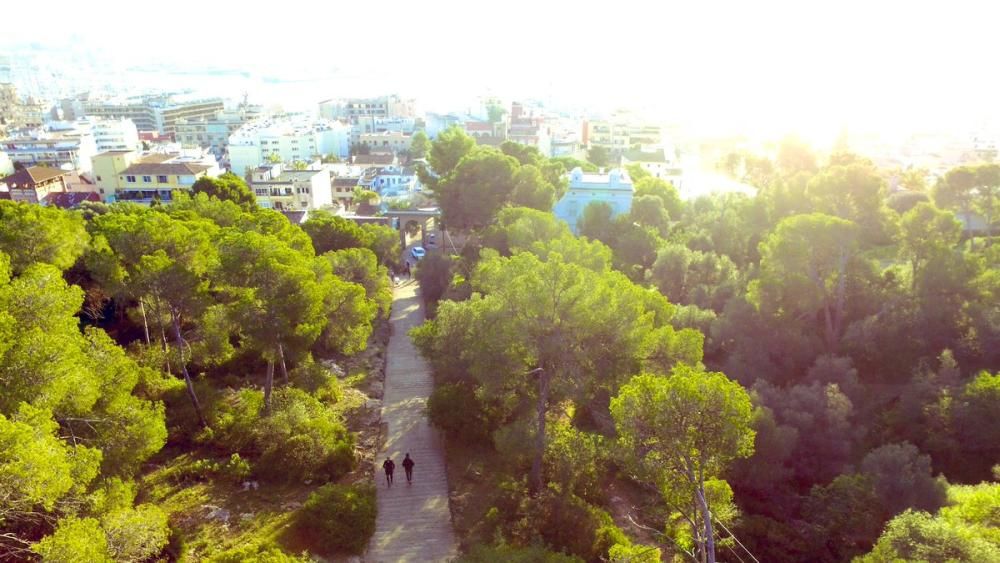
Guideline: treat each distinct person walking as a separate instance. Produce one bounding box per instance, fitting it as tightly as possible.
[382,457,395,487]
[402,453,415,484]
[404,261,411,279]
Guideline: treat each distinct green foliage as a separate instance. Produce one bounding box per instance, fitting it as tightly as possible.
[101,503,170,562]
[633,177,683,220]
[860,442,948,519]
[648,242,741,312]
[361,222,402,266]
[428,125,476,179]
[427,382,497,444]
[511,164,556,211]
[587,146,610,168]
[413,252,455,307]
[857,509,1000,562]
[323,247,391,315]
[432,146,519,231]
[0,404,102,524]
[253,388,355,482]
[0,200,89,273]
[410,130,430,159]
[551,156,597,173]
[32,517,112,562]
[302,210,373,255]
[210,387,354,482]
[543,419,606,502]
[297,483,376,554]
[191,172,257,210]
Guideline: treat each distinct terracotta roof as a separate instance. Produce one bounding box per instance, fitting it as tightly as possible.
[120,162,212,175]
[2,166,67,186]
[45,191,101,209]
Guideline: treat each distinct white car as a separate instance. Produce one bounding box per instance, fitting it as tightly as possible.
[410,246,426,260]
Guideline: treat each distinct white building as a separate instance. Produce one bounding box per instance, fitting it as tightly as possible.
[250,162,332,211]
[0,150,13,176]
[0,127,97,173]
[228,116,350,177]
[553,167,633,234]
[620,147,683,189]
[91,118,140,152]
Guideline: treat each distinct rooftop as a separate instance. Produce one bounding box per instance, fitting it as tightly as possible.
[120,162,212,175]
[2,166,66,186]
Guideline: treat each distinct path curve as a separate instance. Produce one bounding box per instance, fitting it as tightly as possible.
[367,281,457,562]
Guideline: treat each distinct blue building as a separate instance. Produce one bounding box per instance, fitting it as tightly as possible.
[553,167,633,234]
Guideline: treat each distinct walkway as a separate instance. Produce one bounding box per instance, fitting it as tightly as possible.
[367,280,458,562]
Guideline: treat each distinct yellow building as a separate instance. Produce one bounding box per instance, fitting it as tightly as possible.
[91,150,220,203]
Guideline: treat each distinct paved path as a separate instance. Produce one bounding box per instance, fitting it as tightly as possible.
[367,281,458,562]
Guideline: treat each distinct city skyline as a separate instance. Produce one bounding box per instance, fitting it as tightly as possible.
[3,0,999,143]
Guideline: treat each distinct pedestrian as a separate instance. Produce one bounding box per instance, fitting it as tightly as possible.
[404,261,411,278]
[402,453,415,484]
[382,457,395,487]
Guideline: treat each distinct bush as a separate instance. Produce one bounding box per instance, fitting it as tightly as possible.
[208,543,310,562]
[207,387,353,483]
[427,382,497,444]
[32,517,112,562]
[254,389,355,482]
[514,490,618,561]
[102,504,170,562]
[296,483,376,554]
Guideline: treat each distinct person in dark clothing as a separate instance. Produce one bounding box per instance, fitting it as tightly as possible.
[404,261,411,278]
[402,453,415,483]
[382,457,395,487]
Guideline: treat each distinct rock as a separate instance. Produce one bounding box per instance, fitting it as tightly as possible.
[346,556,363,563]
[366,398,382,410]
[240,512,254,522]
[321,359,346,378]
[282,501,302,511]
[207,507,231,523]
[303,479,312,485]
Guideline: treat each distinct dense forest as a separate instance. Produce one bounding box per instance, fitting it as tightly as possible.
[0,179,401,561]
[411,130,1000,562]
[0,129,997,562]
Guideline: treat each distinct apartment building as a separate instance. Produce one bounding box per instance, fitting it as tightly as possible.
[82,95,224,135]
[1,128,97,172]
[91,118,140,152]
[250,162,332,211]
[584,113,663,156]
[228,117,350,176]
[1,166,67,204]
[91,149,221,202]
[357,130,412,154]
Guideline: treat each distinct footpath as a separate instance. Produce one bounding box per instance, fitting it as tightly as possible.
[367,280,458,562]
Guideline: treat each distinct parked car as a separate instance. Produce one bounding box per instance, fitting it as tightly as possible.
[410,246,426,259]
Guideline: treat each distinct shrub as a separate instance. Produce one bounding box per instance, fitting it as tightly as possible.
[208,543,310,562]
[254,389,355,482]
[296,483,376,554]
[102,504,170,562]
[205,388,353,483]
[32,517,112,562]
[427,382,497,444]
[514,490,621,561]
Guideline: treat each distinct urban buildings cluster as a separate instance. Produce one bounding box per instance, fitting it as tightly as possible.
[2,60,683,231]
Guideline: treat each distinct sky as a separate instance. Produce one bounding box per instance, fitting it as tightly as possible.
[4,0,999,142]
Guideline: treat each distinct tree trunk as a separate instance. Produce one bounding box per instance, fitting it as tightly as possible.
[139,298,151,346]
[696,484,716,563]
[530,369,550,495]
[264,360,275,416]
[278,343,289,386]
[171,312,207,428]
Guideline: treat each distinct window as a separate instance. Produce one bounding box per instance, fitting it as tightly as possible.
[157,175,168,183]
[142,176,152,183]
[126,175,136,183]
[96,175,102,181]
